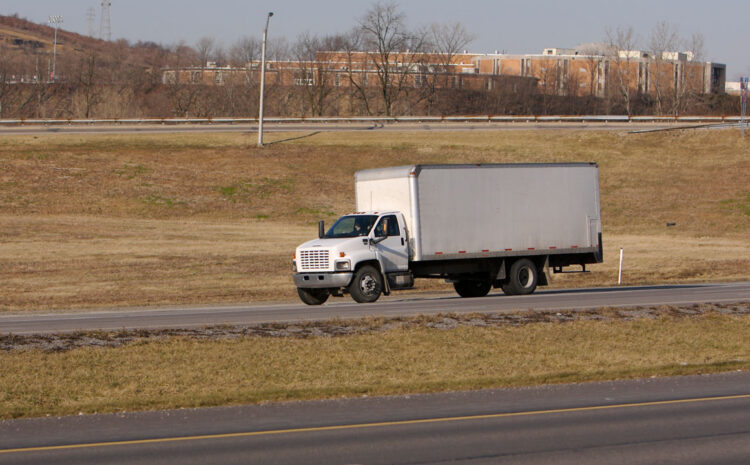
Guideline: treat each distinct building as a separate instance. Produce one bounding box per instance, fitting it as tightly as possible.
[470,45,725,98]
[161,44,726,102]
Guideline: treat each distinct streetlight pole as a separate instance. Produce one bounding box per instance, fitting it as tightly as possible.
[48,15,63,82]
[257,12,273,148]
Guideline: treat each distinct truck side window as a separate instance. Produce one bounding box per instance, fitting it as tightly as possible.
[375,215,400,237]
[386,215,400,236]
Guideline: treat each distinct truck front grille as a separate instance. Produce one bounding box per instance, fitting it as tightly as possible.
[299,249,330,270]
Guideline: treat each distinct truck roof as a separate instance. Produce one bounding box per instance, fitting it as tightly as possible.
[345,211,400,216]
[355,162,598,182]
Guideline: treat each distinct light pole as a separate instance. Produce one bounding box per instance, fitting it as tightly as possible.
[257,12,273,148]
[48,15,63,82]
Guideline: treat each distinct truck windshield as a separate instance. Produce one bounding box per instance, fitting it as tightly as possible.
[324,215,378,238]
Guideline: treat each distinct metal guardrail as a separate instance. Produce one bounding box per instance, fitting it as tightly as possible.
[0,115,742,126]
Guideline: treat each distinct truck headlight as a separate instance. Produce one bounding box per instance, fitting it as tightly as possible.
[334,260,351,271]
[292,260,297,272]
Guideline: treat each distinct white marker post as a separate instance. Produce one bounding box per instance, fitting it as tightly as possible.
[618,248,624,285]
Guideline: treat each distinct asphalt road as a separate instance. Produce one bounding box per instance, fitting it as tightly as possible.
[1,282,748,335]
[0,121,700,136]
[1,372,749,464]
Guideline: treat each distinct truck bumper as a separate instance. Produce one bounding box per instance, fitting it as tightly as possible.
[293,272,353,289]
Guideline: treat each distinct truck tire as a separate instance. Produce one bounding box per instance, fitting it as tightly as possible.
[453,280,492,298]
[502,259,538,296]
[297,287,329,306]
[349,265,383,303]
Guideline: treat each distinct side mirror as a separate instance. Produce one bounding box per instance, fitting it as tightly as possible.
[318,220,325,239]
[369,235,386,245]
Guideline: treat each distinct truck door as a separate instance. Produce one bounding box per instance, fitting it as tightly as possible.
[372,214,409,272]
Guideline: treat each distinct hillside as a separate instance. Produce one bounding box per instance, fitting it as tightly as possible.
[0,14,189,80]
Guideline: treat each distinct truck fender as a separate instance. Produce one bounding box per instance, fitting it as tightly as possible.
[370,250,392,296]
[354,259,391,296]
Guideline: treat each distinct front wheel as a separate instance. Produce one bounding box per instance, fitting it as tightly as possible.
[502,259,538,296]
[453,280,492,298]
[349,265,383,303]
[297,287,330,306]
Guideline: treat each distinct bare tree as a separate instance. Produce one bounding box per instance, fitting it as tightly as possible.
[293,32,342,116]
[605,26,639,115]
[230,36,260,67]
[357,2,427,116]
[648,21,682,114]
[268,37,292,61]
[341,28,374,115]
[74,52,102,118]
[688,32,705,62]
[0,54,11,117]
[166,41,202,117]
[576,43,611,101]
[195,36,216,68]
[420,21,474,114]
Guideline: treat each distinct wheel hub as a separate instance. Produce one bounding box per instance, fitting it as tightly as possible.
[360,275,377,295]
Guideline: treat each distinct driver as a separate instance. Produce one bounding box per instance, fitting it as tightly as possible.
[376,217,388,237]
[354,218,366,236]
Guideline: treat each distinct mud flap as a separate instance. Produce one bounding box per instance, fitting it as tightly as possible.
[539,257,550,286]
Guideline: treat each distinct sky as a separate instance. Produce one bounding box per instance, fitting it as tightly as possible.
[3,0,748,79]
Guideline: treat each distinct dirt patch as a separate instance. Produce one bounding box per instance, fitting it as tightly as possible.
[3,302,748,353]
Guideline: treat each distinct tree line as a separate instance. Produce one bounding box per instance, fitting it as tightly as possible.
[0,4,739,119]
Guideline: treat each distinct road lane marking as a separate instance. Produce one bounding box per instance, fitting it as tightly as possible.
[2,393,749,454]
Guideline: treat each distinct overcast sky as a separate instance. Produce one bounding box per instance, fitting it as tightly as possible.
[3,0,748,79]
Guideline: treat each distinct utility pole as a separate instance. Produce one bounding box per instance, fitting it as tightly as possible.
[87,8,96,37]
[100,1,112,41]
[48,15,63,82]
[257,12,273,148]
[741,77,748,138]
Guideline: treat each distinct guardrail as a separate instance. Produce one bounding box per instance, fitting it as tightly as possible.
[0,115,743,126]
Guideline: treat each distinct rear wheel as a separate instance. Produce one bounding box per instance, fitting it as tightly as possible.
[297,287,330,306]
[349,265,383,303]
[502,259,538,296]
[453,280,492,298]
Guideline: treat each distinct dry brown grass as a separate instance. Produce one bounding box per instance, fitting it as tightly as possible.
[1,129,748,311]
[1,312,748,419]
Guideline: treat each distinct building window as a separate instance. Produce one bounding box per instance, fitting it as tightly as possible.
[190,71,201,83]
[294,70,314,86]
[163,71,176,85]
[521,58,531,76]
[214,71,224,85]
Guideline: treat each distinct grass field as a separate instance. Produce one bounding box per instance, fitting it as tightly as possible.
[1,128,748,311]
[2,128,749,420]
[2,310,748,419]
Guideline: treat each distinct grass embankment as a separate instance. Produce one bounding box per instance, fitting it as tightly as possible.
[0,129,748,311]
[2,311,748,419]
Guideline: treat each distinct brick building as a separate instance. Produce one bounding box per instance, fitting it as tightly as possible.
[161,43,726,115]
[471,45,725,98]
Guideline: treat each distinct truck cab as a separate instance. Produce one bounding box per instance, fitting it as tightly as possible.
[292,212,412,305]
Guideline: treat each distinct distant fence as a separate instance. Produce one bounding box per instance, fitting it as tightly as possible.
[0,115,745,126]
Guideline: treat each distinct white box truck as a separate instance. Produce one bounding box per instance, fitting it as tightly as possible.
[292,163,602,305]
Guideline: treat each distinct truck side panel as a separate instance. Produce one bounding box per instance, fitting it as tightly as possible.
[414,164,600,261]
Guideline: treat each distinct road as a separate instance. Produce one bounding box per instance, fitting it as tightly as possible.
[1,282,748,335]
[0,121,702,136]
[1,371,748,464]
